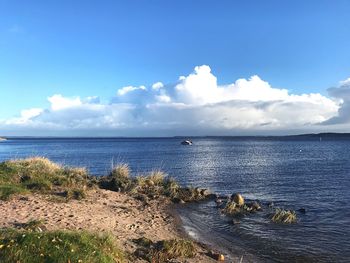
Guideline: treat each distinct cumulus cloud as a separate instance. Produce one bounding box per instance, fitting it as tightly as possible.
[48,94,82,111]
[0,65,345,136]
[117,85,146,96]
[152,82,164,90]
[323,78,350,125]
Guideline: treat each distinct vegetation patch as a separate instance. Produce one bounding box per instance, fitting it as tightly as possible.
[17,219,46,232]
[99,164,212,203]
[0,229,124,263]
[63,188,87,200]
[133,238,196,263]
[221,197,262,216]
[0,157,92,200]
[0,184,28,201]
[270,208,297,224]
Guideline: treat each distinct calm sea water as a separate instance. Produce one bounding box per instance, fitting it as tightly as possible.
[0,137,349,262]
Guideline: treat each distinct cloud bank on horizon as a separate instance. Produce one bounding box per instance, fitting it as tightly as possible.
[1,65,350,136]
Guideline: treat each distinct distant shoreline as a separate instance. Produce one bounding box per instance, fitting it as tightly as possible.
[2,132,350,140]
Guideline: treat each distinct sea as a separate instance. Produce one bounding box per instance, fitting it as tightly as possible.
[0,137,349,262]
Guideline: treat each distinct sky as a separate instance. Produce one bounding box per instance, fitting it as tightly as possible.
[1,0,350,136]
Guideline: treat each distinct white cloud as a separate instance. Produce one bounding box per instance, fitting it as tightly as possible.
[48,94,82,111]
[4,108,44,125]
[323,78,350,125]
[152,82,164,90]
[117,85,146,96]
[0,65,345,136]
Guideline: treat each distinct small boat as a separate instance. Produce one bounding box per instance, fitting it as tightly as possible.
[0,137,7,141]
[181,140,192,145]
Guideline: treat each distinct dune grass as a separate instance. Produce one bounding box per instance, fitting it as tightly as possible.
[0,229,125,263]
[99,164,211,203]
[0,158,211,203]
[0,157,92,200]
[270,208,297,224]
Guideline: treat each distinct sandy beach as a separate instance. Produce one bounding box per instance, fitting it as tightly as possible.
[0,189,217,262]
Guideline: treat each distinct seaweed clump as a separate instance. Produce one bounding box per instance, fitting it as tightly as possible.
[270,208,297,224]
[221,193,262,216]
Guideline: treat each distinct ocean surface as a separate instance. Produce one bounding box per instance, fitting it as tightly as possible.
[0,137,349,262]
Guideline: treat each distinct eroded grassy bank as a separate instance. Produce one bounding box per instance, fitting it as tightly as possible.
[0,157,212,263]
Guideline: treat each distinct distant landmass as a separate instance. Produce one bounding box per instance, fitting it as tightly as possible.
[1,132,350,141]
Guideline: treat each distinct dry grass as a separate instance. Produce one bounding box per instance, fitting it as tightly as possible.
[133,238,196,263]
[110,163,130,179]
[150,239,196,263]
[99,163,133,192]
[270,208,297,224]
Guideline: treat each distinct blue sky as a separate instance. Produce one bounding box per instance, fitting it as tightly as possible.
[1,0,350,135]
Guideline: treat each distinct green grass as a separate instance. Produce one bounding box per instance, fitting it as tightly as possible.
[0,157,92,200]
[0,184,28,200]
[0,229,125,263]
[270,208,297,224]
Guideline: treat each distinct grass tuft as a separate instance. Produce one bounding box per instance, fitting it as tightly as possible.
[133,238,196,263]
[0,184,28,201]
[99,163,133,192]
[63,188,87,200]
[149,239,196,263]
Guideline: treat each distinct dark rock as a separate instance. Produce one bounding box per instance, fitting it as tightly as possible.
[251,201,262,211]
[206,193,217,200]
[232,219,240,225]
[200,188,211,196]
[298,208,306,214]
[208,251,225,261]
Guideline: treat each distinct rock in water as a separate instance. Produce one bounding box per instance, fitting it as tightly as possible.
[251,201,262,211]
[232,193,244,206]
[209,251,225,261]
[200,188,211,196]
[298,208,306,214]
